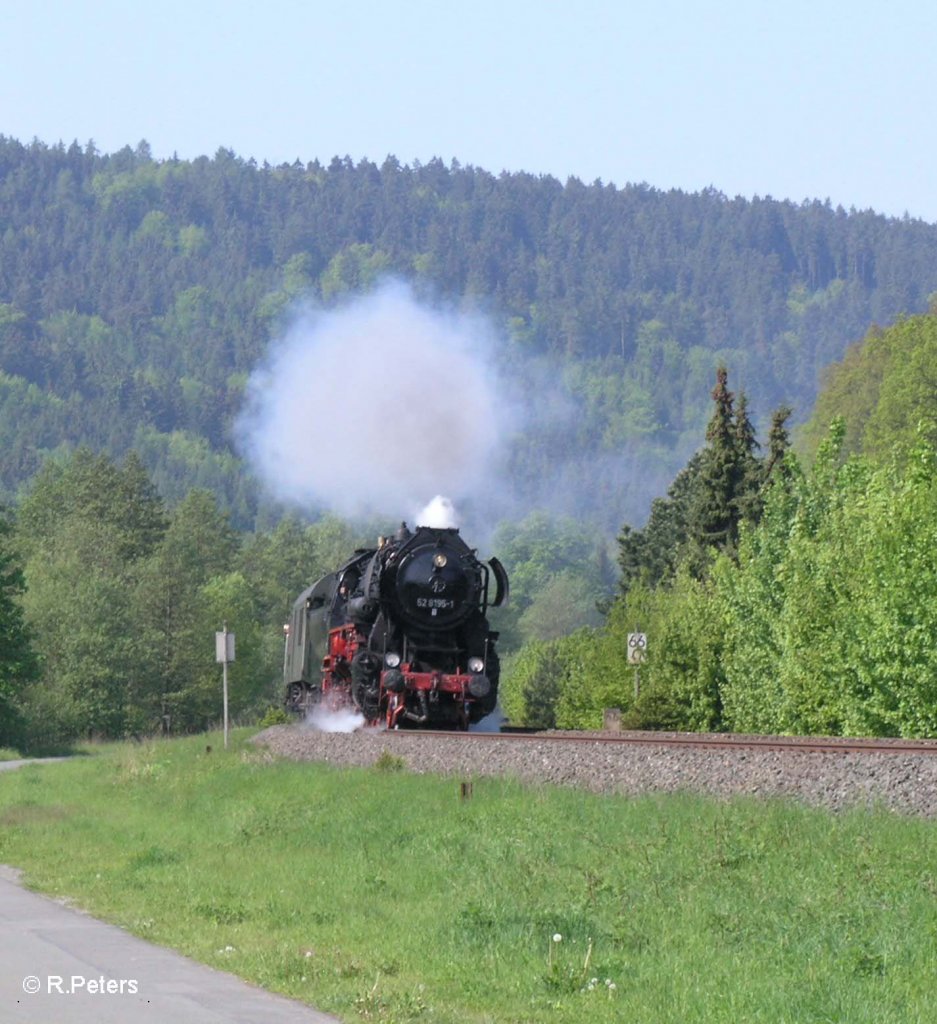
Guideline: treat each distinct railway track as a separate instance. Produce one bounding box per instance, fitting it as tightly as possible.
[404,728,937,757]
[256,722,937,816]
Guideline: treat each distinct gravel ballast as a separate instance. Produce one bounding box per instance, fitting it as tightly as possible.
[252,724,937,818]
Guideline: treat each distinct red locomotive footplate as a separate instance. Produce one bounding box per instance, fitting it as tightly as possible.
[386,668,473,693]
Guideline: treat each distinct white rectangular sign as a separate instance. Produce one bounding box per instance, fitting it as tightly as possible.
[215,631,235,663]
[627,632,647,664]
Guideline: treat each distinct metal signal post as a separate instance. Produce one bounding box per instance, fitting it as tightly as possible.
[215,623,236,748]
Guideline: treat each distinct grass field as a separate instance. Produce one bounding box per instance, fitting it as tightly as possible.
[0,731,935,1023]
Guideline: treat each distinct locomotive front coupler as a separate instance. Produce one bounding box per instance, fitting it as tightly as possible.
[404,691,430,724]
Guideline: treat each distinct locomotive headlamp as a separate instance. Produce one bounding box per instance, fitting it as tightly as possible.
[385,652,401,668]
[468,657,484,673]
[433,553,448,568]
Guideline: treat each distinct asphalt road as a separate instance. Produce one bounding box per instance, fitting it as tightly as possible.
[0,759,340,1023]
[0,759,72,773]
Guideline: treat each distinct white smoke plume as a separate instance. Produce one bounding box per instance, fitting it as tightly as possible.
[236,282,508,524]
[304,704,365,733]
[416,494,459,528]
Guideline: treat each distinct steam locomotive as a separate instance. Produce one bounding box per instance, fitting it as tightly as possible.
[283,523,509,728]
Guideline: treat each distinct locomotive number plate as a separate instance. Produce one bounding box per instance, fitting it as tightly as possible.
[416,598,455,610]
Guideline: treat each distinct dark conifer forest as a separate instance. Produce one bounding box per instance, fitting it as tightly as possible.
[3,136,937,528]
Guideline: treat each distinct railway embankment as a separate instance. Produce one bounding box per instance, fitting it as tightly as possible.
[254,724,937,817]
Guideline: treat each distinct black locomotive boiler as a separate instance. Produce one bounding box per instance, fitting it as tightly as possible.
[284,523,509,728]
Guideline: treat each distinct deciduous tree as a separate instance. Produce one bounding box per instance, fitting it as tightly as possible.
[0,509,37,748]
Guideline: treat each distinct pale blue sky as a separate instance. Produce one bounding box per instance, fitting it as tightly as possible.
[2,0,935,220]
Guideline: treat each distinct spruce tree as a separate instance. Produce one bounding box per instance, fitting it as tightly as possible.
[763,405,793,486]
[690,366,741,552]
[616,453,702,594]
[617,371,783,592]
[733,390,763,525]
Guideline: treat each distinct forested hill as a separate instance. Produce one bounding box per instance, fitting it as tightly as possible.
[3,135,937,528]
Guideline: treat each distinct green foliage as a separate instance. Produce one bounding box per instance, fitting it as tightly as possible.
[690,367,739,549]
[238,513,359,628]
[492,512,614,651]
[783,446,937,734]
[500,639,565,729]
[319,243,392,300]
[524,406,937,739]
[550,625,631,730]
[257,706,290,729]
[8,446,385,744]
[627,573,724,732]
[15,450,167,743]
[0,509,38,747]
[17,447,166,563]
[798,312,937,468]
[517,573,604,642]
[548,578,724,733]
[21,514,140,740]
[200,572,273,720]
[373,749,406,772]
[130,489,242,732]
[618,370,789,597]
[763,404,794,487]
[713,425,937,738]
[711,470,801,733]
[617,454,702,593]
[13,451,289,743]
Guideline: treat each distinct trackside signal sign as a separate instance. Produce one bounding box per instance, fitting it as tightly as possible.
[215,631,235,663]
[627,632,647,664]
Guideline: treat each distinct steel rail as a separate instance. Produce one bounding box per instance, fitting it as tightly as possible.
[389,729,937,756]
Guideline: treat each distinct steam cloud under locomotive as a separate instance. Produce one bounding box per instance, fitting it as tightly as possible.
[283,522,508,729]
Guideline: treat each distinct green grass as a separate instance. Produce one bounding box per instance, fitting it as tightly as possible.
[0,747,23,761]
[0,731,936,1023]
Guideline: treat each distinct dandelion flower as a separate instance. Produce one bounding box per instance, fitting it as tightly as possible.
[552,933,563,943]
